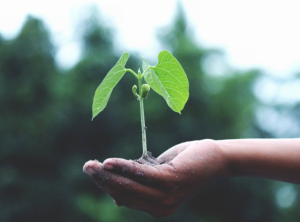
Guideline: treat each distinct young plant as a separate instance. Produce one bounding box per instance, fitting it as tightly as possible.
[92,50,189,157]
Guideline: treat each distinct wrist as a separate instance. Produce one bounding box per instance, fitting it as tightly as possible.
[214,140,235,178]
[197,139,231,179]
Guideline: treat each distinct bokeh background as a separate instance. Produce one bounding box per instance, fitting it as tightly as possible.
[1,1,300,222]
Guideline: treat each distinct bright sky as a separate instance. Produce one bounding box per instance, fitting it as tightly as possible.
[0,0,300,77]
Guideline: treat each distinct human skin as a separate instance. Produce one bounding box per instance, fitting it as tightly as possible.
[83,138,300,217]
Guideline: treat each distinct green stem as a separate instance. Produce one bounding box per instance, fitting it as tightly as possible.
[141,66,154,77]
[138,75,147,156]
[125,69,138,78]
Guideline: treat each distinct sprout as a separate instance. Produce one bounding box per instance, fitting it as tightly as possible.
[141,84,150,99]
[92,50,189,156]
[132,85,139,98]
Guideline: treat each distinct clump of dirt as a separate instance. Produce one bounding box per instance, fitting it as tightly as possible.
[134,151,162,166]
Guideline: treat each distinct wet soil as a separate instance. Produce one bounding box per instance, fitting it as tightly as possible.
[134,151,162,166]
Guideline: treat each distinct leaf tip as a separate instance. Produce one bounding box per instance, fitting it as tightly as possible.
[91,111,99,121]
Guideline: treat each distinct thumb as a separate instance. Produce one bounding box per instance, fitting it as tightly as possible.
[157,141,193,163]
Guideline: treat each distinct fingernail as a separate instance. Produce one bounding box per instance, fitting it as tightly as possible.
[83,161,96,175]
[84,165,96,175]
[104,163,114,170]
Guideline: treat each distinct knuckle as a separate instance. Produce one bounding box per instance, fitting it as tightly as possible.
[201,139,217,148]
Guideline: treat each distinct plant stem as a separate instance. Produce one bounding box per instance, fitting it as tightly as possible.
[138,76,147,156]
[125,69,138,78]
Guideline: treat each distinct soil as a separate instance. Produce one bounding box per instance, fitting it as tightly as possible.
[134,151,163,166]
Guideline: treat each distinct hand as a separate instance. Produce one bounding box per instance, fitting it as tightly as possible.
[83,139,228,217]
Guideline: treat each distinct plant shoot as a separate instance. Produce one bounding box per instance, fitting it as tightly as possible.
[92,50,189,156]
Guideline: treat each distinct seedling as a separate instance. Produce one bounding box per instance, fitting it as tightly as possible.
[92,50,189,157]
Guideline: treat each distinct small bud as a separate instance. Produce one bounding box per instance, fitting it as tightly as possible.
[132,85,139,98]
[141,84,150,99]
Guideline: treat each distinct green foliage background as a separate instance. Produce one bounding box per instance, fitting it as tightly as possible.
[0,5,299,222]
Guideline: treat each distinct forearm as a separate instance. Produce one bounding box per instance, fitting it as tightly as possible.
[217,138,300,184]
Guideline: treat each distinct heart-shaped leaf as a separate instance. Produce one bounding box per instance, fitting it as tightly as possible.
[92,53,129,120]
[144,51,189,114]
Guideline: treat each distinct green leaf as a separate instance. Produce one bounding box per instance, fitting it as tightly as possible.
[92,53,129,120]
[144,50,189,114]
[141,56,150,73]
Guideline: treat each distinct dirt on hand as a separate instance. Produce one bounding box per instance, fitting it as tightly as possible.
[134,151,163,166]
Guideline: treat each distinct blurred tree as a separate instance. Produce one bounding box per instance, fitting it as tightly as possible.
[0,3,299,222]
[0,16,91,222]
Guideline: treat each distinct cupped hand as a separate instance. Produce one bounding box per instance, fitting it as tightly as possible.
[83,139,228,217]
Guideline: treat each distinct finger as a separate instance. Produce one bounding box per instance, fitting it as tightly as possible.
[97,168,170,202]
[95,179,179,218]
[83,160,103,176]
[84,160,171,201]
[157,141,193,163]
[84,160,182,217]
[102,158,175,184]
